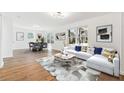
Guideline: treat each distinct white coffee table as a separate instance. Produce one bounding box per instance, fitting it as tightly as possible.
[54,53,75,69]
[54,53,75,60]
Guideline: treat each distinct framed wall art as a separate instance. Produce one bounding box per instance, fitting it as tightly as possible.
[55,32,66,40]
[96,24,112,43]
[79,26,88,44]
[16,32,24,41]
[27,33,34,39]
[68,27,78,44]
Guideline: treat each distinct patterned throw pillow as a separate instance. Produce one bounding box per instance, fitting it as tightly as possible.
[81,46,88,52]
[102,49,116,62]
[87,47,94,55]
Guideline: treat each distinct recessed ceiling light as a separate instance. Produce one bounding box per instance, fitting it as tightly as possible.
[49,12,69,18]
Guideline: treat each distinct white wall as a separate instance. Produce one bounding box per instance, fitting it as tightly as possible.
[13,26,48,49]
[0,15,3,67]
[1,15,13,58]
[121,13,124,75]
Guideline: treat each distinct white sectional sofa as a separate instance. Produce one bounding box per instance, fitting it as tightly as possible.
[64,45,120,77]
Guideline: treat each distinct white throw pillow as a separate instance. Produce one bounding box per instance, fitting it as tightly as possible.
[87,47,94,55]
[67,45,75,50]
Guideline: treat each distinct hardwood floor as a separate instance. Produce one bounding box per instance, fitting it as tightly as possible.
[0,49,58,81]
[0,49,120,81]
[98,73,119,81]
[119,75,124,80]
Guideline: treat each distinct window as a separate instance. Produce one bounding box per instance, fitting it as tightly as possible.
[79,26,88,43]
[47,33,54,43]
[68,28,77,44]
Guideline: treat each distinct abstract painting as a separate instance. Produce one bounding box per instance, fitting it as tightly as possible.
[16,32,24,41]
[55,32,66,40]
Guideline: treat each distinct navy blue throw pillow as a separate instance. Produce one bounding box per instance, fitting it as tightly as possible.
[75,46,81,52]
[94,47,103,54]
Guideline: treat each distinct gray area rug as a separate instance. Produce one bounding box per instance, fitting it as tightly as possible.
[37,56,100,81]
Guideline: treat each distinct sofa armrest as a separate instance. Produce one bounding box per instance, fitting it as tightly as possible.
[64,47,68,50]
[64,45,75,51]
[113,57,120,77]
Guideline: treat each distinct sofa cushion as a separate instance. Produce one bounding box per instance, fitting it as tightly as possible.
[75,51,92,60]
[65,49,77,55]
[87,55,113,69]
[68,45,75,50]
[94,47,103,54]
[87,47,94,55]
[75,46,81,52]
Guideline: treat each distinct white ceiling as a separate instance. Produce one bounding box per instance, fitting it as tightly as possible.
[4,12,110,30]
